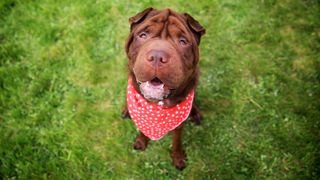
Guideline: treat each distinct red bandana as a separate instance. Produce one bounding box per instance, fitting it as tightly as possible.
[127,78,194,140]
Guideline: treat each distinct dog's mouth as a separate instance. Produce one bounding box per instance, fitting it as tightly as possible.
[149,77,164,87]
[137,77,172,101]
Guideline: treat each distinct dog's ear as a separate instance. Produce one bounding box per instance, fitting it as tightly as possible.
[129,7,154,30]
[126,8,154,55]
[184,13,206,45]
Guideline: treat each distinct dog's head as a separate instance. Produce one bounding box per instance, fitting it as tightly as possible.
[126,8,205,103]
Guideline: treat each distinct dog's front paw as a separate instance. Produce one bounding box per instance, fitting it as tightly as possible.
[133,134,149,151]
[171,150,187,170]
[190,112,201,125]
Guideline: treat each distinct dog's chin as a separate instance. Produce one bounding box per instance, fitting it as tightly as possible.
[138,78,170,102]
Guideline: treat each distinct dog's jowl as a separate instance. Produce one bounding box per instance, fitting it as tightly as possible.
[122,7,205,170]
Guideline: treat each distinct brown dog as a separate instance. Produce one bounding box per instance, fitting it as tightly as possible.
[122,7,205,170]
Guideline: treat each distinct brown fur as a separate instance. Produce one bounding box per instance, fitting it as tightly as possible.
[123,7,205,170]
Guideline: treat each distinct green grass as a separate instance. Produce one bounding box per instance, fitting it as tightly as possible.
[0,0,319,179]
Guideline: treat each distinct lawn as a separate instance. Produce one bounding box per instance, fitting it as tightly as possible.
[0,0,319,179]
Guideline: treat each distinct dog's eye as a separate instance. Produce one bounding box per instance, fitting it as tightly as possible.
[179,37,188,46]
[138,32,148,39]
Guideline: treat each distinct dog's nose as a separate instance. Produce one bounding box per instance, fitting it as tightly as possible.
[147,50,169,65]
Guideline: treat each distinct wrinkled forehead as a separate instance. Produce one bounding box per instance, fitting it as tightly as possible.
[134,9,191,38]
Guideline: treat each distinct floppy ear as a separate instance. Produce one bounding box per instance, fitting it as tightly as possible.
[184,13,206,44]
[126,7,154,55]
[129,7,154,30]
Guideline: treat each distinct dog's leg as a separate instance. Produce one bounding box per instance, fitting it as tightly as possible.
[133,132,150,151]
[190,103,201,125]
[121,101,130,119]
[171,124,187,170]
[121,108,130,119]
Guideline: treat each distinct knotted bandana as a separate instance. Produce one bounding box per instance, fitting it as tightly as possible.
[127,78,194,140]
